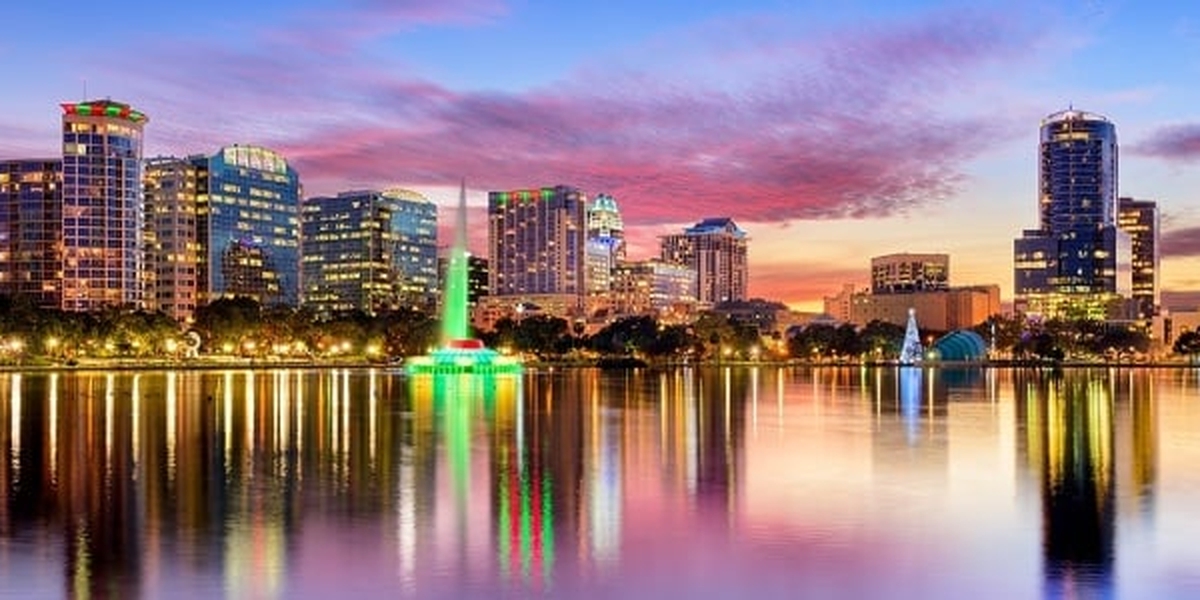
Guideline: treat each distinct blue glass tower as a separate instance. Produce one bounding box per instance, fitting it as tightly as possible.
[199,145,302,306]
[1014,109,1121,318]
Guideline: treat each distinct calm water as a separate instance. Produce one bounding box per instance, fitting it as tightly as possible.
[1,366,1200,599]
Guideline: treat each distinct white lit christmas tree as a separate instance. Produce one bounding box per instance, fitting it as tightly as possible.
[900,307,923,365]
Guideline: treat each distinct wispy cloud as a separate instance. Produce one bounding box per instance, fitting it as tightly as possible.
[1130,124,1200,161]
[109,6,1036,228]
[1161,225,1200,257]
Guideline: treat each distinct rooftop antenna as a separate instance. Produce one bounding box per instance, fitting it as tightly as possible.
[82,78,87,101]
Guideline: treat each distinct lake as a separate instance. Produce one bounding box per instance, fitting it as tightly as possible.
[1,366,1199,599]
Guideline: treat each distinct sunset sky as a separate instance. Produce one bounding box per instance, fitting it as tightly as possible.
[3,0,1200,311]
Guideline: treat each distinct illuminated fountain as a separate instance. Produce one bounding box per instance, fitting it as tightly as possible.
[405,182,522,376]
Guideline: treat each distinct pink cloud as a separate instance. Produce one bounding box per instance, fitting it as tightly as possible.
[1161,225,1200,257]
[113,8,1032,230]
[1130,123,1200,161]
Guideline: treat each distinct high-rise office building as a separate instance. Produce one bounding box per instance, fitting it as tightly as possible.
[871,253,949,294]
[203,145,301,306]
[144,145,301,320]
[487,185,587,300]
[584,193,626,315]
[0,159,62,307]
[1117,197,1159,321]
[143,157,201,321]
[611,259,697,320]
[661,217,748,305]
[61,100,148,311]
[302,189,438,315]
[1014,109,1123,318]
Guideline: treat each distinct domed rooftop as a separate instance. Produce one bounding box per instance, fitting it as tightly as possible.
[930,330,988,362]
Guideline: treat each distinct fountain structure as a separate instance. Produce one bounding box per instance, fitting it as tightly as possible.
[404,182,522,376]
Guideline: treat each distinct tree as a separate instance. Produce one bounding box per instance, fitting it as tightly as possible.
[860,320,905,359]
[1174,330,1200,360]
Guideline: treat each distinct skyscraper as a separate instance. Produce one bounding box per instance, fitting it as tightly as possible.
[0,159,62,308]
[584,193,625,314]
[143,156,201,321]
[302,188,438,315]
[61,99,148,311]
[487,185,586,299]
[661,217,748,306]
[1014,109,1122,318]
[204,145,301,306]
[144,145,301,320]
[1117,197,1159,321]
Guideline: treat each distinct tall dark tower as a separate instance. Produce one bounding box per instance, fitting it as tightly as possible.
[1014,109,1121,318]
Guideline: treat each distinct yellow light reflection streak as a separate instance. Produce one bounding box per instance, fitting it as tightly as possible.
[105,373,114,474]
[132,373,141,471]
[9,374,20,484]
[369,369,377,465]
[245,370,256,456]
[48,373,57,484]
[167,371,177,483]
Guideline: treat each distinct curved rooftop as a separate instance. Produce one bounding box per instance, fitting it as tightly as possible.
[930,330,988,362]
[382,188,433,204]
[219,144,291,175]
[1041,108,1110,126]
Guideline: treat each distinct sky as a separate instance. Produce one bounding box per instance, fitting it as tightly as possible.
[3,0,1200,312]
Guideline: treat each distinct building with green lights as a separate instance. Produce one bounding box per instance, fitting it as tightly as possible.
[487,185,587,309]
[61,100,149,311]
[144,145,301,321]
[301,189,438,315]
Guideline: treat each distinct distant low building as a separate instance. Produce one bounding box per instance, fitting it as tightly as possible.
[472,293,584,333]
[849,286,1001,332]
[823,283,860,323]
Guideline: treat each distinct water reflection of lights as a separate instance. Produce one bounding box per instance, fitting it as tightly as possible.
[9,373,20,487]
[899,366,922,444]
[49,373,58,484]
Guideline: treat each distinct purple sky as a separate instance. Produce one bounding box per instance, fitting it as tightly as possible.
[3,0,1200,309]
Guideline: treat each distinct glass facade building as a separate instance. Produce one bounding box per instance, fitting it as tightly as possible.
[1014,109,1122,318]
[0,159,62,308]
[488,185,587,301]
[661,217,749,306]
[584,193,625,303]
[201,145,301,306]
[301,189,438,315]
[60,100,148,311]
[143,145,301,320]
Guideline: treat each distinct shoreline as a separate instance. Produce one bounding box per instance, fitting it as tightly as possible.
[0,357,1193,372]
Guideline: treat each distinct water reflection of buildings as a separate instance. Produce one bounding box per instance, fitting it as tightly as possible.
[1015,369,1158,599]
[0,369,415,598]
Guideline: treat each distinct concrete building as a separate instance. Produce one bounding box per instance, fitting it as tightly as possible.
[871,253,949,294]
[849,286,1001,332]
[660,217,748,306]
[143,157,201,321]
[302,189,438,315]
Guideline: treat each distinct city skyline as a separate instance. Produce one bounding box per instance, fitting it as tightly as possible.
[3,1,1200,311]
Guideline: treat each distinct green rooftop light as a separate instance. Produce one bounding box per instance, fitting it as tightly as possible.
[61,100,147,124]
